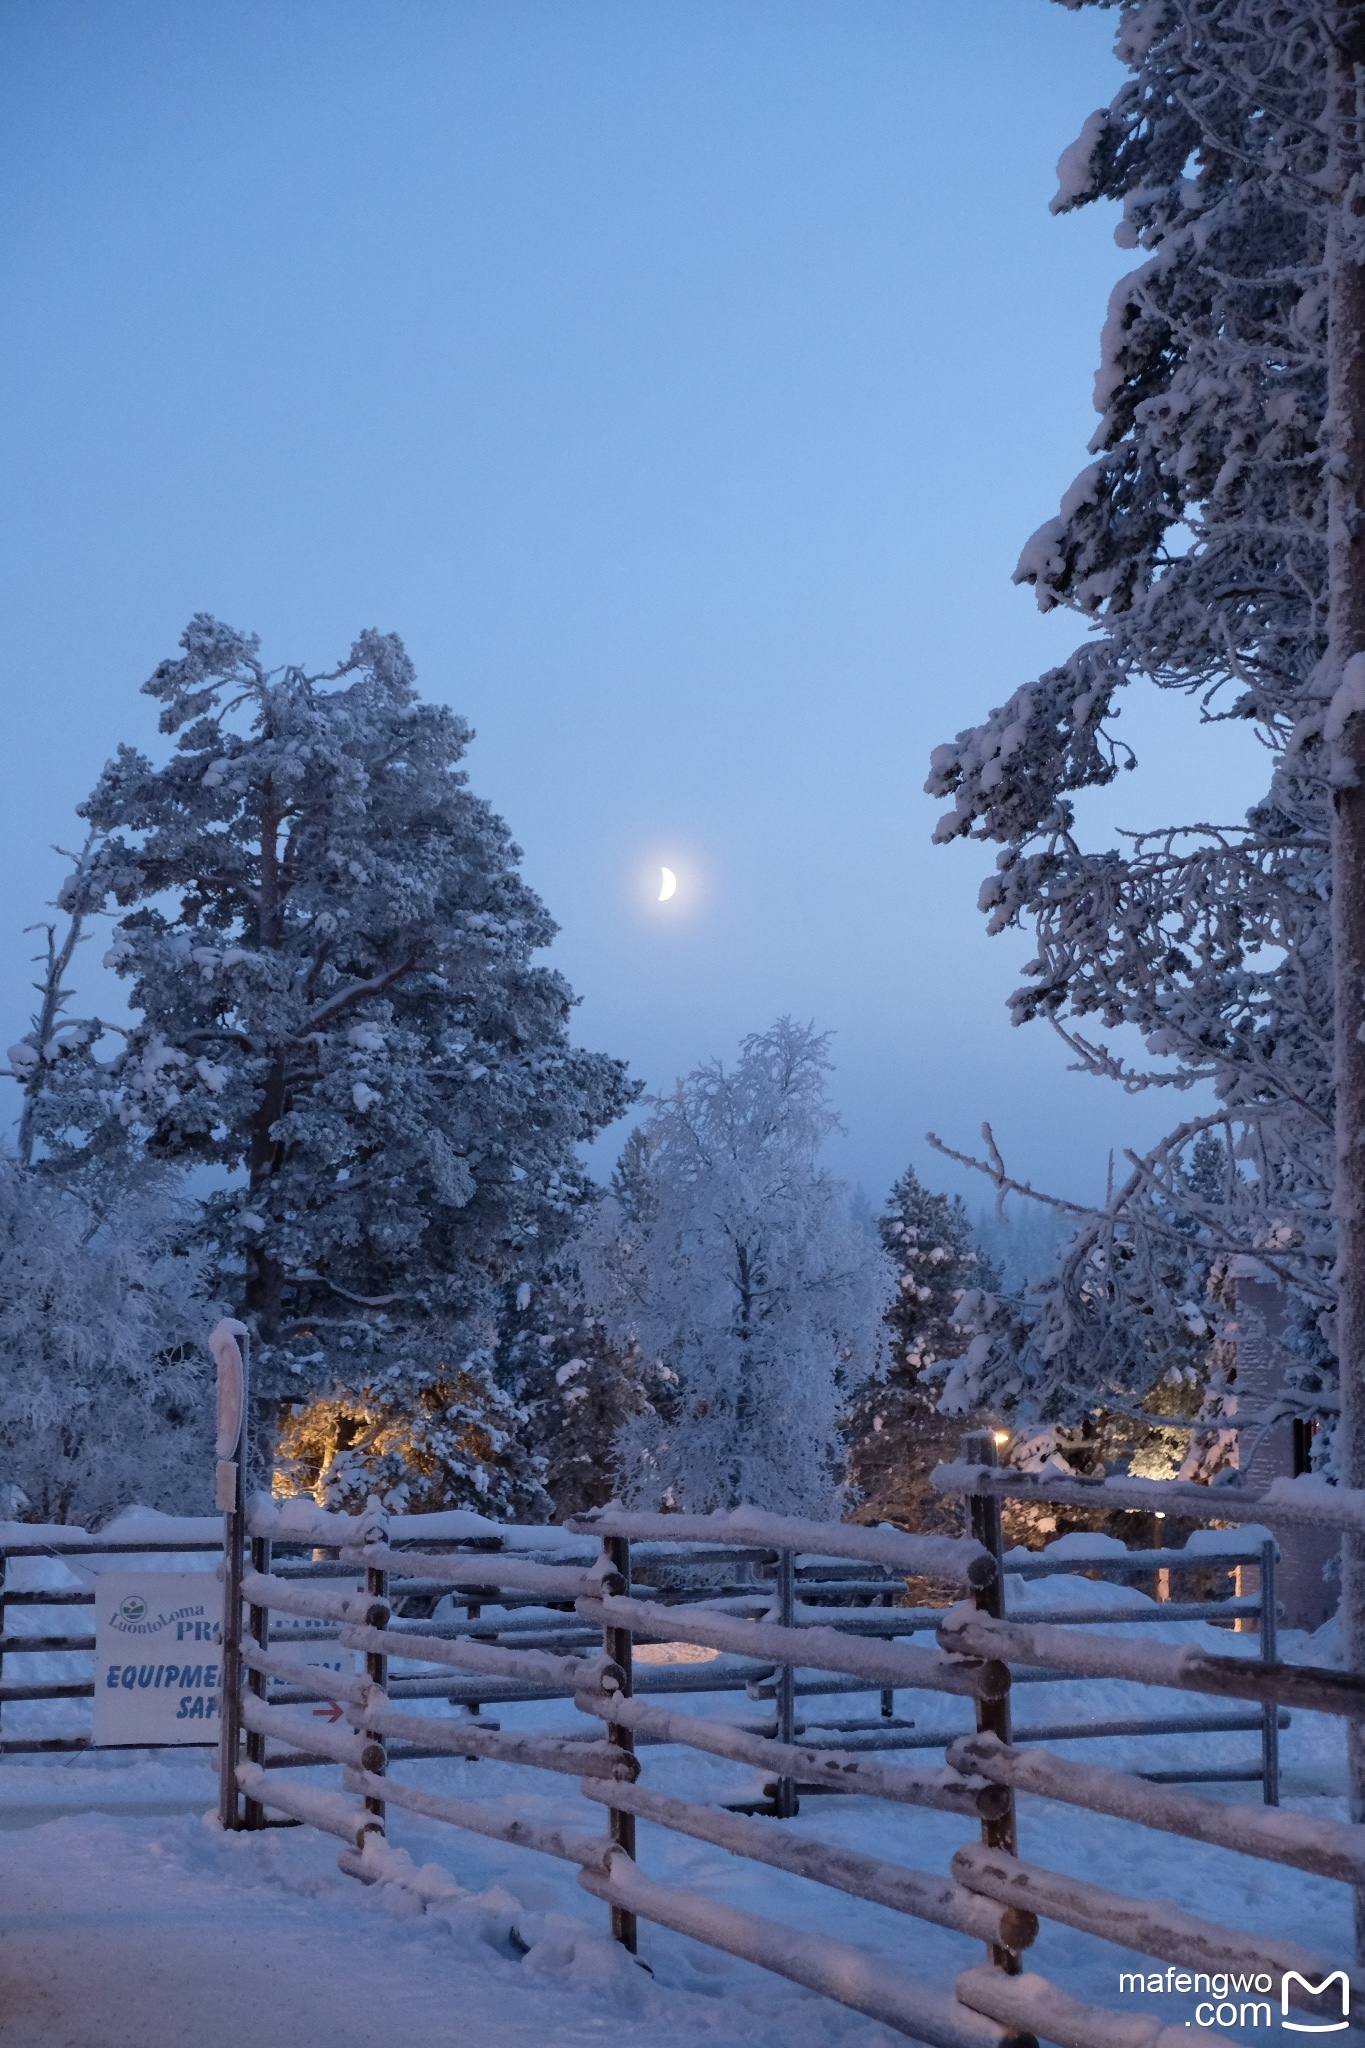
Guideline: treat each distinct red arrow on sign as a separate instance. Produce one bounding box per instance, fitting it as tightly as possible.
[312,1702,344,1724]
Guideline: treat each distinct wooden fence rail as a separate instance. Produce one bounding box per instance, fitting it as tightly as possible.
[212,1475,1349,2046]
[5,1440,1344,2048]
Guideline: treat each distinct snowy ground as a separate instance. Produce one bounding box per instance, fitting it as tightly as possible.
[1,1556,1361,2046]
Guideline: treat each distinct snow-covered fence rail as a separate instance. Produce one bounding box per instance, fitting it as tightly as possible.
[933,1458,1291,1798]
[948,1730,1365,1886]
[209,1494,1277,2048]
[573,1505,999,1588]
[576,1586,1009,1701]
[930,1460,1365,1539]
[922,1448,1365,2016]
[937,1607,1365,1719]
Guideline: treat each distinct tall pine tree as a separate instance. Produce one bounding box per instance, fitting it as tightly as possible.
[17,616,637,1511]
[926,5,1341,1462]
[846,1166,996,1535]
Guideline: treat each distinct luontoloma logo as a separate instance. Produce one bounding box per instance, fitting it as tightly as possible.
[109,1598,206,1637]
[1282,1969,1350,2034]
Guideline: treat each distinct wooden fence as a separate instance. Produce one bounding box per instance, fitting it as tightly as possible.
[213,1453,1365,2048]
[3,1448,1359,2045]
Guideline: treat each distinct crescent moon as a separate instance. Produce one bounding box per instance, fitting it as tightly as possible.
[658,867,677,901]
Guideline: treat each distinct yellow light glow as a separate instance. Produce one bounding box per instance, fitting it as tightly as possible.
[992,1431,1009,1445]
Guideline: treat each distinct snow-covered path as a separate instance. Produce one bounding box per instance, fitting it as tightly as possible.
[0,1787,921,2048]
[0,1804,824,2048]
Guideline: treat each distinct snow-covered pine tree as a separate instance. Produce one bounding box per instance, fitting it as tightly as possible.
[15,616,637,1513]
[845,1166,997,1534]
[926,5,1342,1464]
[582,1019,893,1515]
[497,1255,662,1518]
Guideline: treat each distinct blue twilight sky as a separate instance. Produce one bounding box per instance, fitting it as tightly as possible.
[0,2,1267,1209]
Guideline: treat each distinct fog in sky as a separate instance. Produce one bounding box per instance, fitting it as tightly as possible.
[0,3,1267,1210]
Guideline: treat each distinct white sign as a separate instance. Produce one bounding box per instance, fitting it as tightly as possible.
[93,1571,224,1746]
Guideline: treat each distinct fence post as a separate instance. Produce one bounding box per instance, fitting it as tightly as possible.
[242,1531,270,1830]
[1260,1536,1281,1807]
[774,1547,798,1819]
[601,1531,637,1953]
[217,1477,246,1829]
[363,1550,389,1834]
[215,1327,249,1834]
[962,1429,1017,1974]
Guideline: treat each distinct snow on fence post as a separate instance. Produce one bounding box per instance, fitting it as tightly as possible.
[242,1527,271,1830]
[1259,1537,1280,1807]
[774,1546,797,1819]
[962,1430,1017,1975]
[600,1531,636,1953]
[211,1319,249,1833]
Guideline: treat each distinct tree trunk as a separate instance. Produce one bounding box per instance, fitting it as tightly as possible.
[1326,4,1365,1962]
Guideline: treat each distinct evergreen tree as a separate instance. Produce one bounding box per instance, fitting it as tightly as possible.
[845,1166,996,1533]
[498,1256,662,1518]
[926,6,1341,1461]
[16,616,636,1511]
[582,1020,893,1514]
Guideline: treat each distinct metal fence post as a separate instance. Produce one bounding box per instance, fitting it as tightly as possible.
[601,1532,637,1953]
[242,1532,270,1830]
[774,1547,798,1819]
[962,1429,1017,1973]
[217,1463,246,1832]
[216,1328,248,1833]
[1260,1537,1281,1807]
[363,1553,389,1834]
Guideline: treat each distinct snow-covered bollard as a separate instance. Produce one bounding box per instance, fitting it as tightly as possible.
[209,1317,248,1514]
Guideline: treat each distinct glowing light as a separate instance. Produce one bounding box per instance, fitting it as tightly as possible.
[658,866,677,902]
[992,1431,1009,1445]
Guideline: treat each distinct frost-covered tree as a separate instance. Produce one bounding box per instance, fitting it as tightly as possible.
[272,1364,546,1518]
[582,1020,893,1514]
[926,4,1343,1465]
[498,1257,662,1518]
[0,1159,210,1524]
[845,1167,997,1532]
[14,616,636,1508]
